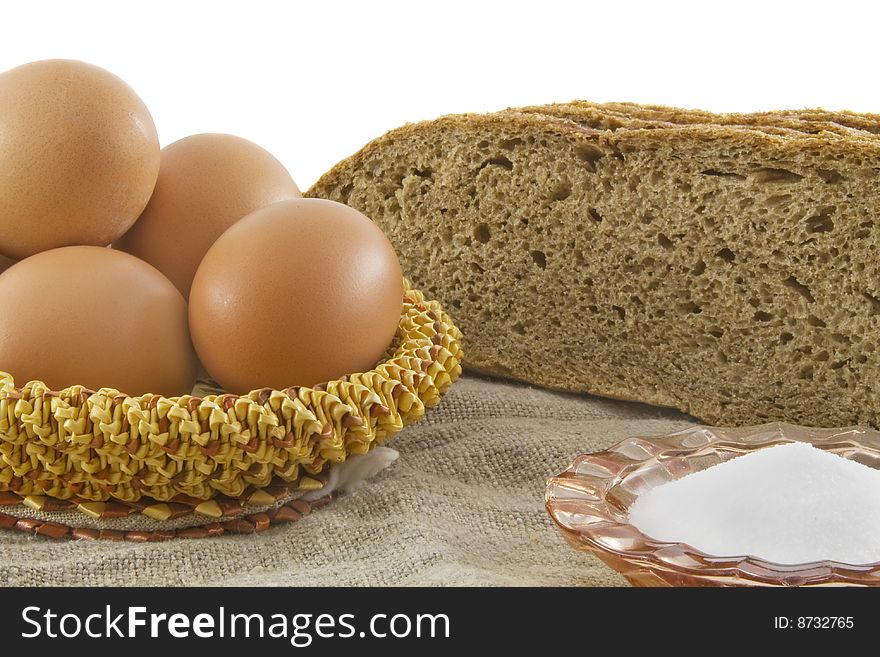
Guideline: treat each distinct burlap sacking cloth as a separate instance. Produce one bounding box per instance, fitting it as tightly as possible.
[0,375,693,586]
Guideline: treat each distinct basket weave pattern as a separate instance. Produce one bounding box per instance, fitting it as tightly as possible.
[0,287,462,504]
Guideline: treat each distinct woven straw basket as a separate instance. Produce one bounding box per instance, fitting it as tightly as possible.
[0,285,462,517]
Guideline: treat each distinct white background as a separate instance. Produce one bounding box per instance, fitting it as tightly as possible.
[2,0,878,189]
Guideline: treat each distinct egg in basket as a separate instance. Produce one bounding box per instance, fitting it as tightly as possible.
[0,60,462,538]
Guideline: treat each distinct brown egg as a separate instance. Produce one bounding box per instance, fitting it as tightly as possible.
[189,199,403,394]
[0,254,15,274]
[0,60,160,259]
[114,133,301,298]
[0,246,197,395]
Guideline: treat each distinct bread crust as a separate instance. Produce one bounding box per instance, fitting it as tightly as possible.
[516,101,880,138]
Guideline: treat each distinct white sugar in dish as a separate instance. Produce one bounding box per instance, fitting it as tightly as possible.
[627,441,880,565]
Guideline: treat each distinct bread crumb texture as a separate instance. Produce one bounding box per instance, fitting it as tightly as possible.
[309,104,880,427]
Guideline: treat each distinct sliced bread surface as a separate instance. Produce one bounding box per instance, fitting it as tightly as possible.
[309,108,880,427]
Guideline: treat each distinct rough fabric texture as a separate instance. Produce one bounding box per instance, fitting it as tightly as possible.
[309,106,880,428]
[0,375,692,586]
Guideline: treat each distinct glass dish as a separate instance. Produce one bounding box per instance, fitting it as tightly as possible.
[545,422,880,586]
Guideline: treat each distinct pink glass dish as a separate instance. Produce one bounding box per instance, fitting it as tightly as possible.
[545,422,880,586]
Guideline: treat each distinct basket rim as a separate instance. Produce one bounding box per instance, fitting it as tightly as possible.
[0,285,463,505]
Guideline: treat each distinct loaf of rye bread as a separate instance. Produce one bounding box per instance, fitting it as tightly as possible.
[308,104,880,427]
